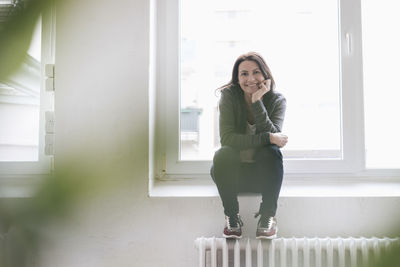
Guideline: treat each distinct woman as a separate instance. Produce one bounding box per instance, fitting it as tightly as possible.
[210,52,288,239]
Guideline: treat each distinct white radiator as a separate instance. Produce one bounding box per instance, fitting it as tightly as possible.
[194,237,399,267]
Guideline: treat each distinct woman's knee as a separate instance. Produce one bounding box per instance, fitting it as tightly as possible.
[213,146,240,165]
[211,147,240,185]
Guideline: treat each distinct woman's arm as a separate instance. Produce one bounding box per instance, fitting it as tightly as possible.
[219,91,270,150]
[249,79,286,134]
[251,96,288,148]
[251,96,286,134]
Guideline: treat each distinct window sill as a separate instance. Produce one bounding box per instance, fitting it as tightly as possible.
[0,175,43,198]
[149,176,400,198]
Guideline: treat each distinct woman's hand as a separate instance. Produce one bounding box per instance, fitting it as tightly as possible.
[251,79,271,103]
[270,132,288,148]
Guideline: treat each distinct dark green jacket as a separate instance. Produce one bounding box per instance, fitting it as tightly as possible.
[219,84,286,150]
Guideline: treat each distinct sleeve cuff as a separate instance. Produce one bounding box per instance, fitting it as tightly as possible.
[263,132,271,144]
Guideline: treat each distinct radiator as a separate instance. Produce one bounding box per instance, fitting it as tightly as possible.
[194,237,399,267]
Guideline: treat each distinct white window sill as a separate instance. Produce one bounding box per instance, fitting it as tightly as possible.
[149,176,400,198]
[0,175,43,198]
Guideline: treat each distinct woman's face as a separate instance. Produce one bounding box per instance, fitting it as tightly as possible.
[238,60,265,95]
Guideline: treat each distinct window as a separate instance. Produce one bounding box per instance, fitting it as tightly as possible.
[154,0,399,179]
[362,0,400,169]
[0,4,55,178]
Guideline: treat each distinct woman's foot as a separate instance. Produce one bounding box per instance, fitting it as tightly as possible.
[223,214,243,239]
[255,214,278,239]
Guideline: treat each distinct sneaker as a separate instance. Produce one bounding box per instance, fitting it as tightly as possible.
[255,213,278,239]
[223,214,243,239]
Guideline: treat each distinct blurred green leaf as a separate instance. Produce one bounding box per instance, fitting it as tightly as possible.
[0,157,132,267]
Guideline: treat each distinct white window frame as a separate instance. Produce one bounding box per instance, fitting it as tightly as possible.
[0,6,55,181]
[153,0,399,180]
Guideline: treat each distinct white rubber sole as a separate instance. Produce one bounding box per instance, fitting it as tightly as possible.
[256,234,277,240]
[223,234,242,239]
[256,227,278,240]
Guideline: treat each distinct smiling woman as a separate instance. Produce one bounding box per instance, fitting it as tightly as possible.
[210,52,287,239]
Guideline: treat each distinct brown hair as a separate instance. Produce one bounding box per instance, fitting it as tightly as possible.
[218,52,275,91]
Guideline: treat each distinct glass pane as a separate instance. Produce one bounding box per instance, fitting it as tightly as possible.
[180,0,341,160]
[0,17,41,161]
[362,0,400,168]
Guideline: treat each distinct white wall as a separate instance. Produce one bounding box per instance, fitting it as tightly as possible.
[40,0,400,266]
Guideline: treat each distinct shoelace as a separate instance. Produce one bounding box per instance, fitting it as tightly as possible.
[226,214,243,229]
[254,212,273,229]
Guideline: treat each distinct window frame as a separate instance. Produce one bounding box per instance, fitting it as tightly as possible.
[153,0,398,180]
[0,5,55,180]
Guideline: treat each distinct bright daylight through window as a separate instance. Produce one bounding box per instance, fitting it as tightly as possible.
[0,14,42,161]
[180,0,340,161]
[362,0,400,169]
